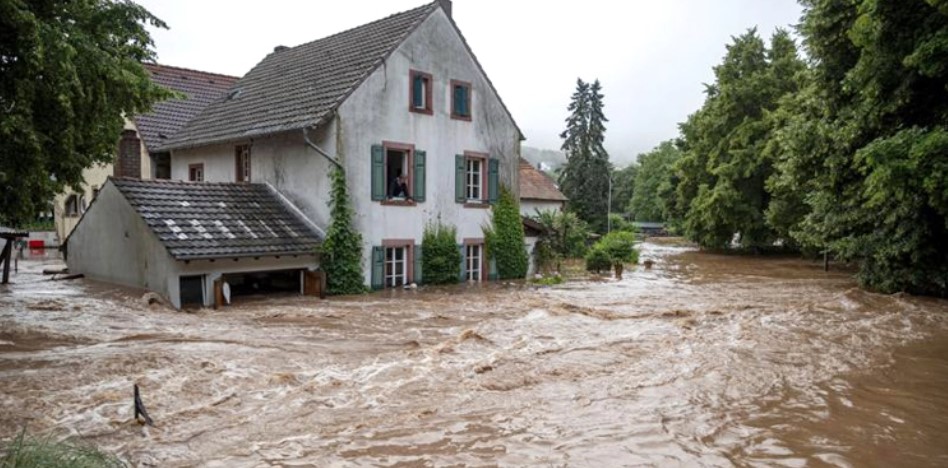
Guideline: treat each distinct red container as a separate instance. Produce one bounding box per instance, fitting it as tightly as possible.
[28,240,44,249]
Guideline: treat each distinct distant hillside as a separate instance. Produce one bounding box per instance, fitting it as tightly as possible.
[521,146,566,170]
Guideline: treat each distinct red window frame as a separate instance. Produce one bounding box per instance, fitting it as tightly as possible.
[450,79,472,121]
[463,151,488,205]
[409,70,433,115]
[189,163,205,182]
[382,239,415,286]
[235,144,251,183]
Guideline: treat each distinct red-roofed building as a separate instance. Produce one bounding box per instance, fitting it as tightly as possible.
[518,158,567,216]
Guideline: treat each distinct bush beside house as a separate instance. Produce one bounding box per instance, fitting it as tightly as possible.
[422,221,462,285]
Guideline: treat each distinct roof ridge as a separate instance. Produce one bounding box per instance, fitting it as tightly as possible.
[110,177,269,187]
[158,0,445,150]
[279,1,437,54]
[143,62,239,81]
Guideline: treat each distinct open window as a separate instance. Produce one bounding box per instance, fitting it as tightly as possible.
[153,152,171,179]
[371,143,426,203]
[64,195,79,217]
[409,70,433,115]
[451,80,472,121]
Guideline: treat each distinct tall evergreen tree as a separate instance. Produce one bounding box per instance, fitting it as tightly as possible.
[559,78,611,232]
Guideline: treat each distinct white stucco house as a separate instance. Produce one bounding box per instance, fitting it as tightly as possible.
[517,158,567,276]
[155,0,524,289]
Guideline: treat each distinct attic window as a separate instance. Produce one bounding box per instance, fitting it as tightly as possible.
[409,70,432,115]
[451,80,471,121]
[227,88,242,100]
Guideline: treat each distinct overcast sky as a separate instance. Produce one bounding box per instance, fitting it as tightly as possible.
[137,0,803,165]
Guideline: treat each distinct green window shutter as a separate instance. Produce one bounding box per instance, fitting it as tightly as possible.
[488,255,498,281]
[458,244,466,282]
[414,244,423,285]
[461,86,470,116]
[371,246,384,290]
[455,155,466,203]
[412,75,424,108]
[454,85,466,116]
[371,145,385,201]
[488,158,500,204]
[413,150,426,202]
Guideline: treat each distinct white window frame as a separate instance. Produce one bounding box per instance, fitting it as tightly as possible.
[385,245,408,287]
[466,157,483,201]
[466,244,483,282]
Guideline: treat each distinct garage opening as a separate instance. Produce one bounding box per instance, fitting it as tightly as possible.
[220,269,302,301]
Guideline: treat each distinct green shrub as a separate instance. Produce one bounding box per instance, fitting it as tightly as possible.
[532,209,590,264]
[484,186,528,279]
[0,431,124,468]
[585,246,611,273]
[422,220,462,285]
[600,231,639,265]
[320,166,366,295]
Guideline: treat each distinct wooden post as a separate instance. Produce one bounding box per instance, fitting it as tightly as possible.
[1,239,12,284]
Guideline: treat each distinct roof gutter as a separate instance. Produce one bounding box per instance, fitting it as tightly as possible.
[302,126,343,169]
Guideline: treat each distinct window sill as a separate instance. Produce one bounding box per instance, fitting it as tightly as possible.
[409,107,433,116]
[451,114,472,122]
[463,202,490,209]
[381,199,417,207]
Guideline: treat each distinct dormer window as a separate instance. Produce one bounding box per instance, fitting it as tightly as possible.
[451,80,471,121]
[410,70,433,115]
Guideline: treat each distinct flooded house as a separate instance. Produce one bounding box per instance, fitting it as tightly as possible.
[154,0,523,289]
[53,65,239,243]
[66,178,323,309]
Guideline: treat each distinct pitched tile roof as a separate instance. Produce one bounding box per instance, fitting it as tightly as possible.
[132,64,238,152]
[519,158,567,202]
[111,178,322,260]
[159,2,439,150]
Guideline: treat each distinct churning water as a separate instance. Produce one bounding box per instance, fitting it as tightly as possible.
[2,241,948,466]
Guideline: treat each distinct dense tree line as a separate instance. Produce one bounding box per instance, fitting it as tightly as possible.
[604,0,946,296]
[649,0,948,296]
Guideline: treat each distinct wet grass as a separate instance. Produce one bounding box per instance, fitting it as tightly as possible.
[0,431,124,468]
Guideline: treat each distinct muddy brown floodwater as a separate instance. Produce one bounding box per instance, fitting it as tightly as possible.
[2,242,948,467]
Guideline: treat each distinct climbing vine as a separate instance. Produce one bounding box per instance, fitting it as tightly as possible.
[484,186,528,279]
[320,166,365,295]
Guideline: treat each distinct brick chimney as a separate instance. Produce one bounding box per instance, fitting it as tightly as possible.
[438,0,452,18]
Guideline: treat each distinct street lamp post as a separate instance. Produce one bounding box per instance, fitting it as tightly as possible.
[606,170,613,234]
